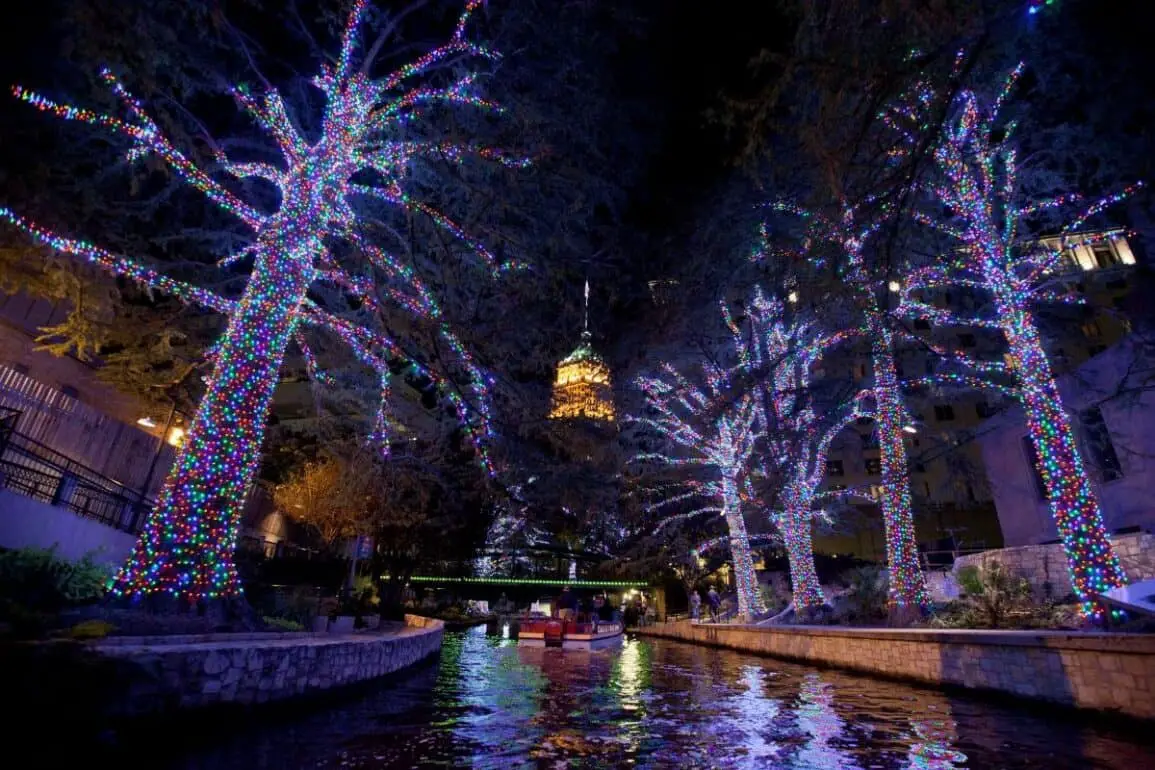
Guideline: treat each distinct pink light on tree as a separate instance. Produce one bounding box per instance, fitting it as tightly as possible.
[1,0,526,603]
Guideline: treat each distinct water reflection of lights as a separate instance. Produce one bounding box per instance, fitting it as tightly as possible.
[726,665,781,763]
[907,698,968,769]
[501,623,510,639]
[795,674,860,769]
[441,626,546,764]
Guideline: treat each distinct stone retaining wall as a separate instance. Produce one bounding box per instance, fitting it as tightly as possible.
[953,531,1155,599]
[635,621,1155,720]
[91,614,443,716]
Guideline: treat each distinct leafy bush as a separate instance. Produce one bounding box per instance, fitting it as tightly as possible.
[955,563,1031,628]
[262,616,305,632]
[760,582,791,615]
[0,547,110,613]
[66,619,116,640]
[834,565,889,624]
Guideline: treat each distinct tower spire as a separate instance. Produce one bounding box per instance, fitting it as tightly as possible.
[583,279,590,337]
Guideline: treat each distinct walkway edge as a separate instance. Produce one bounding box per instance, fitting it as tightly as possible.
[634,620,1155,720]
[89,613,444,716]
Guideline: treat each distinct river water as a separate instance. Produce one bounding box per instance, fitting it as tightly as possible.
[150,628,1151,769]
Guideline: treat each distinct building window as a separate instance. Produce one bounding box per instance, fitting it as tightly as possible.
[1080,407,1123,482]
[1022,436,1048,501]
[934,404,955,421]
[976,402,999,419]
[957,333,976,348]
[914,318,931,331]
[865,458,882,475]
[826,460,844,477]
[1081,320,1102,340]
[1091,242,1121,269]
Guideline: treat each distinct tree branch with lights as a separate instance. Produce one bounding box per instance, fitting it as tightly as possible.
[725,287,871,612]
[890,64,1140,617]
[760,203,930,613]
[632,361,766,620]
[0,0,525,604]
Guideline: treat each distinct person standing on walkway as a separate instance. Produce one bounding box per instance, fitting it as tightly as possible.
[707,586,721,622]
[689,589,701,621]
[557,586,577,622]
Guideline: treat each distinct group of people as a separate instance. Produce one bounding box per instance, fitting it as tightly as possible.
[688,585,722,622]
[555,586,618,627]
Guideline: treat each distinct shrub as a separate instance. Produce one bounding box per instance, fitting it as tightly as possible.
[66,619,116,640]
[0,547,110,613]
[835,565,889,624]
[956,563,1031,629]
[262,616,305,632]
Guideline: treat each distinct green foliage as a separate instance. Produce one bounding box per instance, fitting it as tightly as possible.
[261,616,305,632]
[834,565,889,624]
[955,563,1031,629]
[66,619,116,640]
[760,581,791,614]
[0,547,110,613]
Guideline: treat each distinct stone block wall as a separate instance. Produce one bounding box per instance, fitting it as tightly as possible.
[636,621,1155,720]
[91,614,443,716]
[953,531,1155,599]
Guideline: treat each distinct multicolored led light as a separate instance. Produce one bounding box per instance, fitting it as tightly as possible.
[725,288,868,611]
[633,362,766,620]
[763,203,930,611]
[895,65,1133,617]
[1,0,523,602]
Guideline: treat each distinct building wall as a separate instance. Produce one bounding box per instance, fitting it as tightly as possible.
[0,295,143,426]
[979,335,1155,545]
[0,489,136,564]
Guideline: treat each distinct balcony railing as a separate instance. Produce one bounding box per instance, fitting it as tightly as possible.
[0,410,150,534]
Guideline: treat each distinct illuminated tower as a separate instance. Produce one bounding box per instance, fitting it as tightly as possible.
[549,281,615,423]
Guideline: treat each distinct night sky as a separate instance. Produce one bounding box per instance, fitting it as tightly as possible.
[1,0,1154,343]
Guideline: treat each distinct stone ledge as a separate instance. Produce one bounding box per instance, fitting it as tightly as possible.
[710,623,1155,653]
[88,614,443,717]
[636,621,1155,721]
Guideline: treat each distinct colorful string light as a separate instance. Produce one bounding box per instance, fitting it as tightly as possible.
[763,203,930,612]
[894,65,1133,618]
[633,362,766,620]
[1,0,523,603]
[725,288,869,611]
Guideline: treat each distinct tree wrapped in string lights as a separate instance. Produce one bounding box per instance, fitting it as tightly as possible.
[893,65,1137,616]
[633,362,766,620]
[726,287,870,611]
[0,0,526,604]
[760,205,930,614]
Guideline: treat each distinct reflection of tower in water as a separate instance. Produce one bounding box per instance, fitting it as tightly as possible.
[906,694,967,769]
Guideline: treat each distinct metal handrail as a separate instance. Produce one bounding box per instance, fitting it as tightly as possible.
[0,456,148,533]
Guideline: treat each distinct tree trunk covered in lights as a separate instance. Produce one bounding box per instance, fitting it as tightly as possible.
[1000,304,1126,612]
[723,478,764,620]
[111,256,313,601]
[869,322,929,613]
[781,491,826,610]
